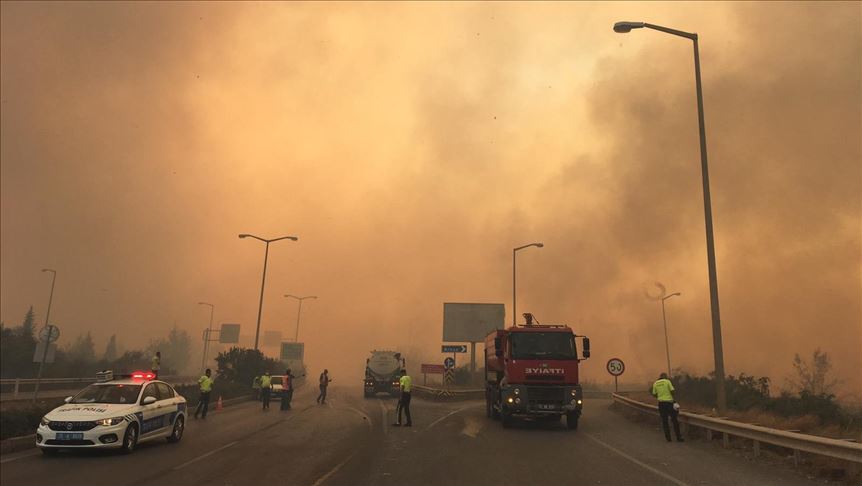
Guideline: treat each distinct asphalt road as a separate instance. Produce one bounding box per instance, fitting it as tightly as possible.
[0,385,822,486]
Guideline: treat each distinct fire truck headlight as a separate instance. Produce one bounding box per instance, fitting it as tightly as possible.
[570,389,577,396]
[577,400,582,405]
[514,397,521,405]
[513,388,520,395]
[507,397,514,404]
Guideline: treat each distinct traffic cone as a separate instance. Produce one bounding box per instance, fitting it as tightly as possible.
[216,396,223,411]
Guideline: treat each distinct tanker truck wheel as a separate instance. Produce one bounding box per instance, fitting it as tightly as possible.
[566,412,579,430]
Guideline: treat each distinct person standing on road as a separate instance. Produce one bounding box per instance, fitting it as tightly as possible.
[194,368,214,419]
[151,351,161,379]
[652,372,683,442]
[260,371,273,410]
[281,369,293,411]
[252,375,262,401]
[316,369,331,404]
[393,369,412,427]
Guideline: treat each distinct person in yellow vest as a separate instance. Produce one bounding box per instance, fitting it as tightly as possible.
[194,368,214,419]
[393,369,412,427]
[651,372,683,442]
[260,371,272,410]
[252,375,262,401]
[151,351,161,379]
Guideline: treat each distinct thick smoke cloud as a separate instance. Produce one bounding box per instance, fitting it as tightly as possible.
[2,2,859,395]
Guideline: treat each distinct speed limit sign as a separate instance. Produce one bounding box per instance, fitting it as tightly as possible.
[606,358,625,377]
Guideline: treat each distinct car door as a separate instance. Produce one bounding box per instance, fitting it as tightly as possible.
[155,382,180,436]
[137,382,170,438]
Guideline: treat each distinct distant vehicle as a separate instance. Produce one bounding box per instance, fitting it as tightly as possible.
[364,350,405,398]
[484,315,590,429]
[36,371,187,455]
[270,375,288,399]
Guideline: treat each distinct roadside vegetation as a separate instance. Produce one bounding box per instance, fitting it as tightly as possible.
[629,349,861,441]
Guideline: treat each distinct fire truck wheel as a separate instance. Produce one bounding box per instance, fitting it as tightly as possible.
[485,397,492,418]
[566,412,579,430]
[501,411,513,428]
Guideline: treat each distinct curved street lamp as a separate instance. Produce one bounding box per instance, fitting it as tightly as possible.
[284,295,318,342]
[239,234,299,350]
[513,243,544,326]
[613,20,727,413]
[660,292,681,376]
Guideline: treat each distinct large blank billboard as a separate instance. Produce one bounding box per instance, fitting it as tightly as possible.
[443,303,505,342]
[219,323,241,343]
[281,342,304,361]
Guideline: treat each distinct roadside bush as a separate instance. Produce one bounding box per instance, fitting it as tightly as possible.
[1,404,52,440]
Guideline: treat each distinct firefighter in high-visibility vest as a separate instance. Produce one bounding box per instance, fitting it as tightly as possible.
[194,368,214,419]
[260,371,272,410]
[651,372,683,442]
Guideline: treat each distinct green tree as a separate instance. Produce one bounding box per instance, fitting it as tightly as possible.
[21,306,36,338]
[147,325,193,374]
[67,332,96,363]
[215,347,280,387]
[790,348,839,396]
[103,334,118,362]
[0,309,39,377]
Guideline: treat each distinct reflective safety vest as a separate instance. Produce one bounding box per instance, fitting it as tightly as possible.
[199,375,214,393]
[399,375,412,393]
[260,375,272,388]
[651,378,675,402]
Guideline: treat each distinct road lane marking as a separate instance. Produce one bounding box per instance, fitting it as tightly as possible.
[311,452,356,486]
[344,405,373,430]
[584,433,691,486]
[425,405,474,431]
[172,440,238,470]
[0,450,40,464]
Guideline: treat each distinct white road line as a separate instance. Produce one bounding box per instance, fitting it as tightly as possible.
[584,433,691,486]
[172,440,238,471]
[425,405,471,431]
[0,450,40,464]
[345,405,373,430]
[311,452,356,486]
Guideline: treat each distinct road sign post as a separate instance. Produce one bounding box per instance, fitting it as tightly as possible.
[606,358,625,392]
[33,324,60,402]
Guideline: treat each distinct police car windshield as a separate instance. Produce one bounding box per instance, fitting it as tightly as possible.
[270,376,283,385]
[510,332,576,360]
[71,384,142,404]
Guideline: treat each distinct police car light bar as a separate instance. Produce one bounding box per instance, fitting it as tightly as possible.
[131,371,156,380]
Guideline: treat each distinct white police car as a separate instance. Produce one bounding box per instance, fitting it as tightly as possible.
[36,371,187,455]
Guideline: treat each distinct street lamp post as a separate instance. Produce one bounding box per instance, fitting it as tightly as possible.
[239,234,299,350]
[197,302,214,372]
[33,268,57,402]
[613,20,728,413]
[513,243,544,326]
[660,292,681,376]
[284,295,317,342]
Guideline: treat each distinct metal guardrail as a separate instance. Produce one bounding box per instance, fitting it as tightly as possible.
[412,385,485,399]
[612,393,862,464]
[0,376,197,399]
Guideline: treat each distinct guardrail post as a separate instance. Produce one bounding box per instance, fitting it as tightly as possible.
[753,440,760,457]
[706,429,713,441]
[793,449,801,467]
[722,432,730,448]
[14,378,20,398]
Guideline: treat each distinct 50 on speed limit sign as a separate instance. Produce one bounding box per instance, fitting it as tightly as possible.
[606,358,625,377]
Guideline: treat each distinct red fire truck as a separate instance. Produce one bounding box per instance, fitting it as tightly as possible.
[484,314,591,429]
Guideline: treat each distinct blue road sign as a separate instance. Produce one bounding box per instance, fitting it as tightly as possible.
[444,357,456,369]
[442,344,468,353]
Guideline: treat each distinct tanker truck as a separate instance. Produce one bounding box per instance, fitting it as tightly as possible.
[364,350,406,398]
[484,314,590,429]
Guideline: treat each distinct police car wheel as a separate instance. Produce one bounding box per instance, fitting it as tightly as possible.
[566,412,579,430]
[167,415,184,443]
[121,423,138,454]
[41,448,59,456]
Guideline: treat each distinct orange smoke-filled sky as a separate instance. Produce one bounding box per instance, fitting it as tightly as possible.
[2,2,860,394]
